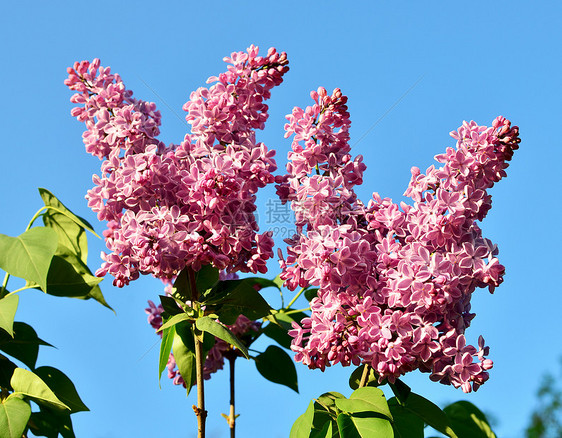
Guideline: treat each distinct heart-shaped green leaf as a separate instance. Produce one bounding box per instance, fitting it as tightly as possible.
[0,227,58,292]
[0,321,52,369]
[290,400,315,438]
[255,345,298,392]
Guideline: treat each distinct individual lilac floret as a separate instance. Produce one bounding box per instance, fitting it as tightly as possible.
[66,46,289,287]
[278,87,520,393]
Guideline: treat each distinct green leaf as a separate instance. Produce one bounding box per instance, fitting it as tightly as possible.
[0,295,18,337]
[254,345,298,392]
[348,365,380,390]
[171,268,192,302]
[242,277,282,291]
[34,366,89,413]
[159,295,183,316]
[195,316,248,358]
[42,204,89,265]
[400,392,458,438]
[172,322,197,396]
[210,279,272,325]
[158,326,175,385]
[337,413,361,438]
[336,387,392,421]
[0,353,17,390]
[272,274,284,290]
[389,378,411,404]
[262,322,293,349]
[0,227,58,292]
[304,288,319,301]
[28,408,76,438]
[10,368,70,411]
[0,394,31,438]
[444,401,496,438]
[310,420,334,438]
[42,251,102,297]
[0,322,52,369]
[337,412,394,438]
[38,188,97,237]
[290,400,315,438]
[195,264,219,294]
[157,313,191,333]
[388,397,424,438]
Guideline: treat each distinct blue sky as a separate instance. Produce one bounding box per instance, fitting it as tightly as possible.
[1,1,561,437]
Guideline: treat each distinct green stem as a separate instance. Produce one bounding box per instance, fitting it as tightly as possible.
[4,286,34,297]
[193,329,207,438]
[285,287,306,310]
[359,364,372,388]
[283,307,310,315]
[189,267,206,438]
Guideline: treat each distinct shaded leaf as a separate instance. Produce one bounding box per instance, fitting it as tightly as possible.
[255,345,298,392]
[304,288,319,301]
[210,279,272,325]
[195,316,248,358]
[28,408,76,438]
[0,295,18,337]
[0,394,31,438]
[341,412,394,438]
[10,368,69,411]
[444,401,496,438]
[0,322,52,369]
[0,227,58,292]
[159,295,183,316]
[34,366,89,413]
[290,400,315,438]
[171,268,192,302]
[400,392,458,438]
[389,378,411,404]
[195,264,219,294]
[262,322,293,349]
[388,397,424,438]
[0,353,17,390]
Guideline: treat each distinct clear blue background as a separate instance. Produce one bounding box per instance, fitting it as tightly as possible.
[1,1,561,437]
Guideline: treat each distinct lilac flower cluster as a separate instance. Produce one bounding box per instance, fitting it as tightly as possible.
[278,88,520,393]
[66,46,289,286]
[145,298,261,385]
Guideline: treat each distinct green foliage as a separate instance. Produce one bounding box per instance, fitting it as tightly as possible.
[195,316,249,358]
[0,295,18,337]
[254,345,298,392]
[0,190,104,437]
[0,227,58,293]
[525,363,562,438]
[0,394,31,438]
[0,322,52,369]
[443,401,496,438]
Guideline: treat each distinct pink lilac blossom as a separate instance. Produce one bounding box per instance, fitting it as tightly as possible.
[66,46,289,287]
[145,273,261,385]
[278,87,520,393]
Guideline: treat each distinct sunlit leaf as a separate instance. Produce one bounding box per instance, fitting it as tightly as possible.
[195,316,248,358]
[0,227,58,292]
[0,294,18,337]
[34,366,89,413]
[10,368,70,411]
[0,394,31,438]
